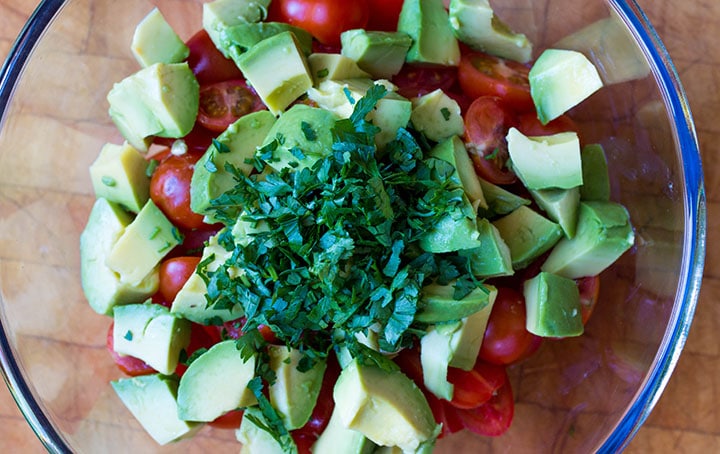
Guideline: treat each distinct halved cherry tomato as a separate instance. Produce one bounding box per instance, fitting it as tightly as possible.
[479,287,542,365]
[464,96,517,185]
[167,225,221,259]
[186,29,244,85]
[208,409,244,430]
[392,65,458,100]
[150,152,208,230]
[159,256,201,302]
[216,317,280,344]
[175,323,219,377]
[106,323,155,377]
[516,111,579,137]
[458,51,533,112]
[268,0,370,46]
[366,0,405,31]
[454,380,514,437]
[447,361,507,410]
[577,275,601,325]
[197,80,266,133]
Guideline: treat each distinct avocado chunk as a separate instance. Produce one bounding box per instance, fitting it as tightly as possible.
[458,218,514,278]
[419,207,482,254]
[111,374,201,445]
[113,301,192,375]
[202,0,271,57]
[580,143,611,201]
[106,199,182,285]
[493,205,563,270]
[530,187,580,238]
[476,177,531,219]
[236,31,313,115]
[190,110,276,218]
[416,280,493,324]
[131,8,189,67]
[340,29,413,79]
[89,142,150,213]
[312,403,376,454]
[268,345,327,430]
[108,63,199,152]
[541,201,634,279]
[260,103,338,171]
[333,358,440,452]
[507,127,583,190]
[448,0,532,63]
[220,22,313,67]
[236,407,291,454]
[177,340,257,422]
[80,198,158,315]
[398,0,461,66]
[307,53,371,84]
[428,136,487,209]
[524,271,583,337]
[411,90,465,143]
[529,49,603,124]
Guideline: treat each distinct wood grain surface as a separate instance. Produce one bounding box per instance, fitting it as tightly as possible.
[1,0,718,452]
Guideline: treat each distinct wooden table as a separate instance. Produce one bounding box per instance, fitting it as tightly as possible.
[1,0,718,452]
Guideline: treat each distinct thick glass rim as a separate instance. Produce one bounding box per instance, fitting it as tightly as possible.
[0,0,705,453]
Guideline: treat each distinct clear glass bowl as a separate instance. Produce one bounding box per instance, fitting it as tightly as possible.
[0,0,705,452]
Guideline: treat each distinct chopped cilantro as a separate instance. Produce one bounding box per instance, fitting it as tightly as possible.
[485,147,500,160]
[212,138,232,154]
[316,68,329,79]
[301,121,317,142]
[124,330,133,341]
[101,176,116,187]
[440,107,451,121]
[145,159,159,178]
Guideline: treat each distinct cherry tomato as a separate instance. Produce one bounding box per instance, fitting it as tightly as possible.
[106,323,155,377]
[197,80,266,133]
[292,432,315,454]
[153,123,216,155]
[464,96,517,185]
[366,0,404,31]
[268,0,370,46]
[167,225,221,259]
[447,361,507,410]
[458,51,533,112]
[215,317,280,344]
[516,111,579,137]
[150,152,208,230]
[186,29,244,85]
[577,275,601,325]
[479,287,542,365]
[392,65,458,100]
[175,323,219,377]
[454,380,514,437]
[159,256,201,302]
[209,409,244,430]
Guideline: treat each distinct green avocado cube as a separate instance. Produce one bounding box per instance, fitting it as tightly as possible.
[398,0,461,66]
[492,205,563,270]
[524,271,583,338]
[477,177,531,219]
[312,404,376,454]
[236,407,287,453]
[307,53,371,84]
[530,187,581,238]
[89,142,150,213]
[458,218,514,278]
[416,280,494,324]
[412,90,465,143]
[202,0,272,57]
[221,22,313,66]
[340,29,412,79]
[131,8,189,67]
[428,136,486,209]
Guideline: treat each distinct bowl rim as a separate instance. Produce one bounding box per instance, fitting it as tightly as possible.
[0,0,706,453]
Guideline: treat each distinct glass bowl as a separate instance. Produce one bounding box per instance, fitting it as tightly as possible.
[0,0,705,452]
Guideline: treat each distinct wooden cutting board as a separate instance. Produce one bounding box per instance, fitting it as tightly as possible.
[0,0,718,452]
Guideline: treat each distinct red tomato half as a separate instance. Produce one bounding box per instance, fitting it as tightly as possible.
[479,287,542,365]
[447,361,508,410]
[197,80,266,133]
[269,0,370,46]
[366,0,405,31]
[186,29,244,85]
[106,323,155,377]
[159,256,201,302]
[458,51,533,112]
[209,409,244,430]
[516,111,579,137]
[175,323,220,377]
[464,96,517,185]
[150,152,207,230]
[392,65,458,100]
[577,275,601,325]
[454,380,514,437]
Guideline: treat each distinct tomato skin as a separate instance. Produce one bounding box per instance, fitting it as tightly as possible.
[159,256,201,302]
[454,380,514,437]
[208,409,244,430]
[186,29,244,85]
[479,287,542,365]
[149,152,207,230]
[366,0,404,31]
[392,65,458,100]
[197,80,266,132]
[464,96,518,185]
[516,111,579,137]
[458,51,533,112]
[577,275,601,325]
[447,361,508,410]
[167,225,221,258]
[269,0,370,46]
[106,323,155,377]
[175,323,219,377]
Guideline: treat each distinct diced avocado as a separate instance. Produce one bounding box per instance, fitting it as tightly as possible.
[429,136,487,210]
[529,49,603,124]
[412,90,465,143]
[111,374,201,445]
[340,29,413,79]
[131,8,189,67]
[419,207,482,254]
[80,198,158,315]
[492,205,563,270]
[448,291,497,369]
[448,0,532,63]
[107,62,199,152]
[530,187,580,238]
[524,271,583,337]
[236,31,313,115]
[267,345,327,430]
[236,407,291,454]
[220,22,313,67]
[580,143,611,201]
[190,110,276,218]
[171,229,245,324]
[333,358,440,452]
[398,0,461,66]
[507,127,583,190]
[307,53,371,84]
[477,177,531,219]
[106,199,182,285]
[260,103,337,171]
[177,340,256,422]
[541,201,634,279]
[202,0,271,57]
[113,301,192,375]
[307,78,411,149]
[89,142,150,213]
[312,403,376,454]
[416,281,493,323]
[458,218,514,278]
